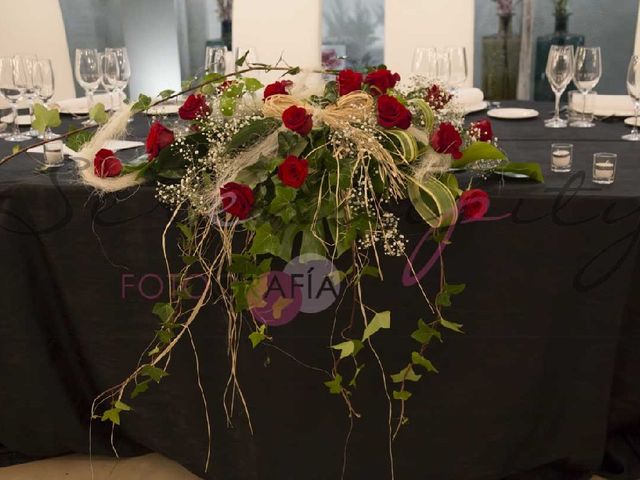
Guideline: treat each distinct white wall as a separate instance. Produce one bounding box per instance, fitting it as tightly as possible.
[385,0,475,86]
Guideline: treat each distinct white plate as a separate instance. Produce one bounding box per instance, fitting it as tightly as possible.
[624,117,640,127]
[0,114,31,126]
[53,94,114,115]
[464,101,488,115]
[488,108,539,120]
[145,104,180,116]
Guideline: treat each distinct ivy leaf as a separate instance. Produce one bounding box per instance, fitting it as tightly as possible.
[101,408,121,425]
[412,351,439,373]
[331,340,364,359]
[391,365,422,383]
[249,325,268,348]
[440,317,464,333]
[446,283,466,295]
[152,303,174,323]
[158,89,175,99]
[131,94,152,113]
[349,364,365,387]
[268,185,297,214]
[249,223,279,257]
[12,145,20,155]
[244,78,263,92]
[131,380,151,399]
[411,319,442,345]
[361,265,380,279]
[393,389,412,401]
[220,96,237,116]
[236,50,250,67]
[324,374,343,394]
[362,310,391,342]
[66,130,94,152]
[89,103,108,124]
[176,222,193,242]
[115,400,132,411]
[140,365,169,383]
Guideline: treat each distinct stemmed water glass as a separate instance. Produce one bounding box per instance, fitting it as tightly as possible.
[572,46,602,128]
[105,47,131,110]
[0,57,30,142]
[100,51,119,111]
[623,55,640,141]
[74,48,101,125]
[446,46,468,90]
[205,46,226,75]
[436,51,451,85]
[33,58,57,139]
[545,45,574,128]
[411,47,438,79]
[14,54,38,137]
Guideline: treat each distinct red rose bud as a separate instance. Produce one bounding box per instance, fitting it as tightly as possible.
[459,189,490,220]
[220,182,255,220]
[146,121,175,161]
[377,94,412,130]
[93,148,122,178]
[337,69,363,96]
[424,84,453,111]
[278,155,309,189]
[364,68,401,96]
[282,105,313,136]
[263,80,293,100]
[472,119,494,142]
[431,122,463,160]
[178,93,211,120]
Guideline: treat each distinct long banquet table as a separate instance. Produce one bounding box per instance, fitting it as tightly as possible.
[1,102,640,480]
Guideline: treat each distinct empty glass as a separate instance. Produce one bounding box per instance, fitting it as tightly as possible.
[33,58,56,139]
[100,51,119,110]
[545,45,574,128]
[75,48,101,124]
[446,46,468,89]
[436,52,451,85]
[14,54,38,137]
[623,55,640,141]
[0,56,30,142]
[411,47,438,79]
[592,153,616,185]
[205,46,226,75]
[105,47,131,110]
[573,46,602,128]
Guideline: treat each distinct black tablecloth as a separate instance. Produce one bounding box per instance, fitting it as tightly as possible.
[1,102,640,480]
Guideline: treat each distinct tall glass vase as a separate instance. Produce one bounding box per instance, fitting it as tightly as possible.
[534,15,585,101]
[482,15,521,100]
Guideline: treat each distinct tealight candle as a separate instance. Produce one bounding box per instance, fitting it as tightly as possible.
[551,144,573,173]
[593,153,617,185]
[44,140,64,167]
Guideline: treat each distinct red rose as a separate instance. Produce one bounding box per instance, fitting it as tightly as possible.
[178,94,211,120]
[337,69,363,96]
[430,122,463,160]
[364,69,401,96]
[93,148,122,178]
[146,122,175,161]
[472,119,493,142]
[424,84,453,111]
[217,80,234,93]
[263,80,292,100]
[459,189,490,220]
[278,155,309,189]
[377,94,412,130]
[220,182,254,220]
[282,105,313,136]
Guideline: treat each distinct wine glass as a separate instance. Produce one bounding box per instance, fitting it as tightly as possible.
[105,47,131,110]
[411,47,438,79]
[446,46,468,89]
[436,51,451,85]
[100,51,119,110]
[33,58,57,139]
[205,46,226,75]
[623,55,640,141]
[75,48,101,124]
[0,57,30,141]
[572,46,602,128]
[545,45,574,128]
[14,54,38,137]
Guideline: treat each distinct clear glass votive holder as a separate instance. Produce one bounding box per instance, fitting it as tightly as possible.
[44,140,64,167]
[551,143,573,173]
[592,153,617,185]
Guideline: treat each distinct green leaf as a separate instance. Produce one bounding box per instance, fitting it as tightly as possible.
[131,380,151,399]
[441,172,462,197]
[331,340,364,359]
[66,129,95,152]
[176,222,193,242]
[226,118,280,154]
[410,98,435,133]
[349,364,365,387]
[249,223,278,256]
[324,374,343,394]
[446,283,466,295]
[158,89,175,99]
[300,227,325,257]
[453,141,507,169]
[361,265,380,279]
[408,173,459,228]
[411,319,442,345]
[89,103,108,124]
[278,131,308,157]
[236,50,250,67]
[268,185,297,214]
[498,162,545,183]
[114,400,132,411]
[12,145,20,155]
[436,291,451,307]
[131,94,152,113]
[249,325,268,348]
[32,103,61,133]
[244,78,263,92]
[440,317,464,333]
[152,302,174,323]
[220,96,237,116]
[101,408,121,425]
[412,351,438,373]
[391,365,422,383]
[362,310,391,342]
[393,389,412,401]
[140,365,169,383]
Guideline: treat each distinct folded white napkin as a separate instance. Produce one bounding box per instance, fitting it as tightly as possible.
[455,88,485,107]
[28,139,143,156]
[570,94,634,116]
[52,94,115,114]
